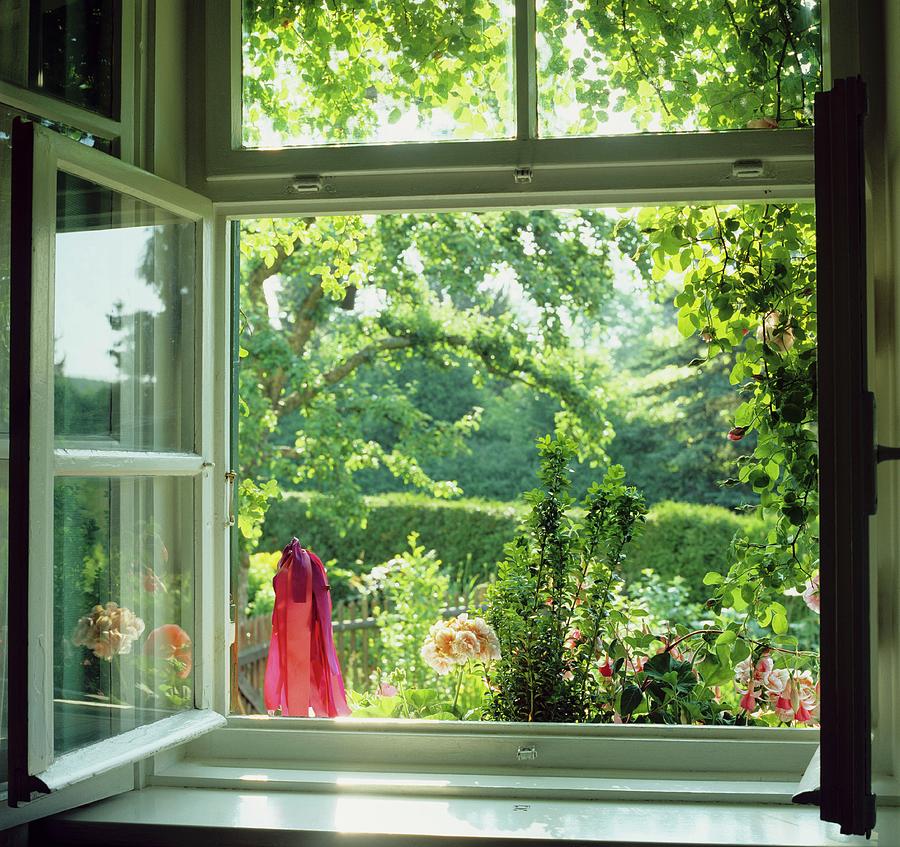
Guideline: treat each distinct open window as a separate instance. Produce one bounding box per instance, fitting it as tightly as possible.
[7,120,224,806]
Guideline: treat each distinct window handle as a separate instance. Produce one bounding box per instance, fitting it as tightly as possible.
[876,445,900,463]
[225,471,237,528]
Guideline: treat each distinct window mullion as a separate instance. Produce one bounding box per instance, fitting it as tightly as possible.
[515,0,538,142]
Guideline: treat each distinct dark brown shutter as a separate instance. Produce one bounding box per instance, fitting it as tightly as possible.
[815,76,877,838]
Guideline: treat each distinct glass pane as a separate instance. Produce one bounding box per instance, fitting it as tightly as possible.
[54,172,196,451]
[28,0,119,118]
[536,0,822,137]
[0,0,27,88]
[55,476,194,757]
[241,0,515,148]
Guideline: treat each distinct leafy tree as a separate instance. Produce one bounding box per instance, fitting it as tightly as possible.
[239,210,628,532]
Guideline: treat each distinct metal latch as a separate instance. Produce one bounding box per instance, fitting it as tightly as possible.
[291,176,323,193]
[516,745,537,761]
[732,159,764,178]
[514,167,533,184]
[225,471,237,528]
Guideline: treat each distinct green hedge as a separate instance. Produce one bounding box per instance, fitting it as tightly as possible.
[624,500,772,600]
[261,492,522,589]
[261,493,771,601]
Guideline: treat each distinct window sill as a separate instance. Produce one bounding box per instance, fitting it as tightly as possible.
[42,785,891,846]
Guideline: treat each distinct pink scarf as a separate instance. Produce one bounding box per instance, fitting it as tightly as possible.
[263,538,350,717]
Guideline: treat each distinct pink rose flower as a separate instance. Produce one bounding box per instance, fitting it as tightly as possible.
[802,574,820,614]
[378,682,399,697]
[757,310,795,352]
[746,117,779,129]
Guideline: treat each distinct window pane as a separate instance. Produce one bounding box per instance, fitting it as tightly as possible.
[28,0,119,118]
[241,0,515,148]
[0,0,26,89]
[55,476,194,757]
[54,172,196,451]
[536,0,821,137]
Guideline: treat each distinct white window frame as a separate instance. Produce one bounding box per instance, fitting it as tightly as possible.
[180,0,900,812]
[12,123,225,799]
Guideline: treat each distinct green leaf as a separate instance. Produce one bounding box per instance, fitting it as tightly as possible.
[772,613,789,635]
[703,571,724,585]
[619,683,644,716]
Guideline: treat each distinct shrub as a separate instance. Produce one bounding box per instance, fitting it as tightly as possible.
[623,501,773,601]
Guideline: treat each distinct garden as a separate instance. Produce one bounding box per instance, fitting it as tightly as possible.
[235,202,820,727]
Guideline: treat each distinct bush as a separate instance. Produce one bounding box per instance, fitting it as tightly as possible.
[260,492,770,606]
[623,501,773,601]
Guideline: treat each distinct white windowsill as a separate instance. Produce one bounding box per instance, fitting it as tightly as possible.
[45,785,893,845]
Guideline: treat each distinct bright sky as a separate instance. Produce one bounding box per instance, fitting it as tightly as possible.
[55,227,165,382]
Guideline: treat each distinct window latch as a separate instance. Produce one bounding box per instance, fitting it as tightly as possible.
[514,167,533,184]
[291,176,323,193]
[516,745,537,761]
[732,159,764,178]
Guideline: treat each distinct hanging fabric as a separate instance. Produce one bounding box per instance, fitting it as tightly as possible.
[264,538,350,717]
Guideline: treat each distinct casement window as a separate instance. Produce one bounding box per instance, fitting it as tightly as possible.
[0,0,893,841]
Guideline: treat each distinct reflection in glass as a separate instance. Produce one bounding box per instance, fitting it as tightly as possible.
[28,0,119,117]
[0,0,26,90]
[536,0,821,137]
[54,476,193,757]
[242,0,515,148]
[54,172,196,451]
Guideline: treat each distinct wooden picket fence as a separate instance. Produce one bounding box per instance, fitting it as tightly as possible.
[234,594,472,714]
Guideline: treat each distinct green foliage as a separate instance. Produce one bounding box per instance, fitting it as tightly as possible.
[260,491,521,598]
[363,534,452,690]
[237,478,280,548]
[238,210,628,542]
[623,501,773,601]
[640,204,819,645]
[245,550,281,618]
[485,437,647,722]
[539,0,820,135]
[260,492,769,605]
[243,0,515,146]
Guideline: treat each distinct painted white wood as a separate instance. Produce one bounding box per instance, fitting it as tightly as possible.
[35,710,226,792]
[46,786,887,845]
[211,213,234,717]
[53,450,206,476]
[210,160,814,217]
[28,126,58,776]
[151,759,807,805]
[0,764,135,830]
[35,123,213,224]
[196,720,820,779]
[0,81,122,143]
[514,0,537,141]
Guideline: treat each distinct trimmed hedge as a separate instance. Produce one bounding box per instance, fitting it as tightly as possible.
[261,493,771,601]
[624,500,772,600]
[261,492,522,588]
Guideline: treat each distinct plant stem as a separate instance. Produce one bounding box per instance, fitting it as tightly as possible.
[452,664,465,715]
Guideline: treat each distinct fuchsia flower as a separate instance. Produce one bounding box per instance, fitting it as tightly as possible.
[727,426,747,442]
[735,655,819,724]
[598,657,614,677]
[564,628,583,650]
